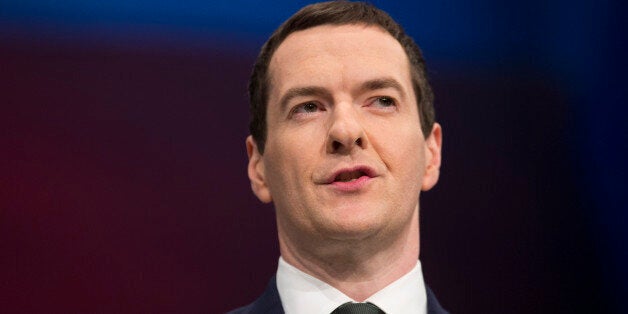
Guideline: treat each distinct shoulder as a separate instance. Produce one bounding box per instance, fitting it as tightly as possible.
[227,276,284,314]
[426,285,449,314]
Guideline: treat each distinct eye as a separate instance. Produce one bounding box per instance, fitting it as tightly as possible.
[290,101,323,117]
[370,96,397,108]
[300,102,319,112]
[293,102,319,113]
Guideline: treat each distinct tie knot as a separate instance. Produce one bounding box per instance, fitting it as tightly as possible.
[331,302,386,314]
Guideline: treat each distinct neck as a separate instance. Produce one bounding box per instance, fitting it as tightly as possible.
[278,208,420,301]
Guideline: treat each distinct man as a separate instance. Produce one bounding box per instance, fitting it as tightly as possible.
[230,1,446,313]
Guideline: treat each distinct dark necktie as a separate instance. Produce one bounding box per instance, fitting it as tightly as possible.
[331,302,386,314]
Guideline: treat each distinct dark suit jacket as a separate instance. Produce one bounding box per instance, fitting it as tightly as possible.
[228,276,448,314]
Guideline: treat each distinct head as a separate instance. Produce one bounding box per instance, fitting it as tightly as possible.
[249,1,435,154]
[245,1,442,258]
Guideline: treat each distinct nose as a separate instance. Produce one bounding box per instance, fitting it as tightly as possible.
[326,103,367,154]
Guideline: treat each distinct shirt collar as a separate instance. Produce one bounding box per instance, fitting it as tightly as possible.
[276,257,427,314]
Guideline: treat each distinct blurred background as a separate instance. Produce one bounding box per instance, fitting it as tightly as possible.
[1,0,626,313]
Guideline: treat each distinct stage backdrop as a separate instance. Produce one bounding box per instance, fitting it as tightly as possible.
[1,0,626,313]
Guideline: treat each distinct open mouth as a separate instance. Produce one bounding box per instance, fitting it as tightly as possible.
[333,170,368,183]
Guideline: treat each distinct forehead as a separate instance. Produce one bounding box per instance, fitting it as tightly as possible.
[267,24,413,97]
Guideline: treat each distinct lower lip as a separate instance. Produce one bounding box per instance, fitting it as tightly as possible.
[330,176,372,192]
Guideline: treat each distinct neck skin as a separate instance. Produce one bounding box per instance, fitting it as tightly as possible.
[278,206,420,302]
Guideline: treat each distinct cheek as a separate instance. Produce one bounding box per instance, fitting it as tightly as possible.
[379,128,426,183]
[400,143,425,181]
[263,133,319,189]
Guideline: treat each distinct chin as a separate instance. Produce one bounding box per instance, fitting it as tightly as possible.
[321,217,384,241]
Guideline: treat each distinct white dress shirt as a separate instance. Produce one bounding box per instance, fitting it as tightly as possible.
[276,257,427,314]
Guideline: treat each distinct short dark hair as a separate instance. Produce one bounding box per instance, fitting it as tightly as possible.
[249,1,435,153]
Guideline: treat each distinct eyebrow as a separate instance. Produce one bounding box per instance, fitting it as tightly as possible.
[358,77,406,97]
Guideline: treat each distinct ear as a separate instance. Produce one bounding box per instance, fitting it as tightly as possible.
[246,136,272,203]
[421,123,442,191]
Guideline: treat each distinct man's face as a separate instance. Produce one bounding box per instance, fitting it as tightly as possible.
[247,24,441,243]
